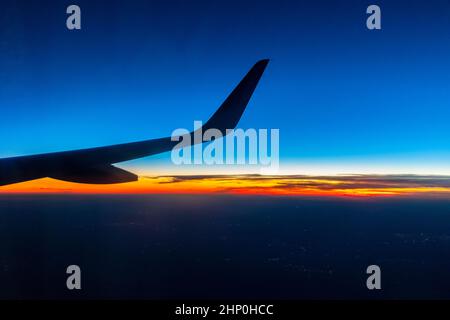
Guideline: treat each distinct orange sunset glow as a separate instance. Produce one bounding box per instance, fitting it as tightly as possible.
[1,174,450,197]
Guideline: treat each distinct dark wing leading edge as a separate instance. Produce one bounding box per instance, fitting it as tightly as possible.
[50,164,139,184]
[0,59,269,186]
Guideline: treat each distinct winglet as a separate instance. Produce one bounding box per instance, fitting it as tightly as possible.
[201,59,269,134]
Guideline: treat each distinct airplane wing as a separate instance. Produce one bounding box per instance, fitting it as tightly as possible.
[0,59,269,186]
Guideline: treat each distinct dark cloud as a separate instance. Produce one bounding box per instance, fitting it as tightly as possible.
[150,174,450,188]
[142,174,450,196]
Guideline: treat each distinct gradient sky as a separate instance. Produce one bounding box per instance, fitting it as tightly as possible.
[1,0,450,175]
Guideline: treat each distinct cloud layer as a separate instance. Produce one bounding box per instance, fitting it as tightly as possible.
[2,174,450,197]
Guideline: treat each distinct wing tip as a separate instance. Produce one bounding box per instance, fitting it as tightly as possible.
[254,59,270,71]
[257,58,270,65]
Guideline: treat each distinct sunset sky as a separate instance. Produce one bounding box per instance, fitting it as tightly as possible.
[1,174,449,198]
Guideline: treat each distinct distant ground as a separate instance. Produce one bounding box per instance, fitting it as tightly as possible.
[1,194,449,299]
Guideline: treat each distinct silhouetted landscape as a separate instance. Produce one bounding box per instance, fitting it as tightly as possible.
[1,194,449,299]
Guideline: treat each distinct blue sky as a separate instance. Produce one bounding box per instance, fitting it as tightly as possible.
[1,0,450,174]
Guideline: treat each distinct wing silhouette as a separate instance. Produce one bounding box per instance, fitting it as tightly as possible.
[0,59,269,186]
